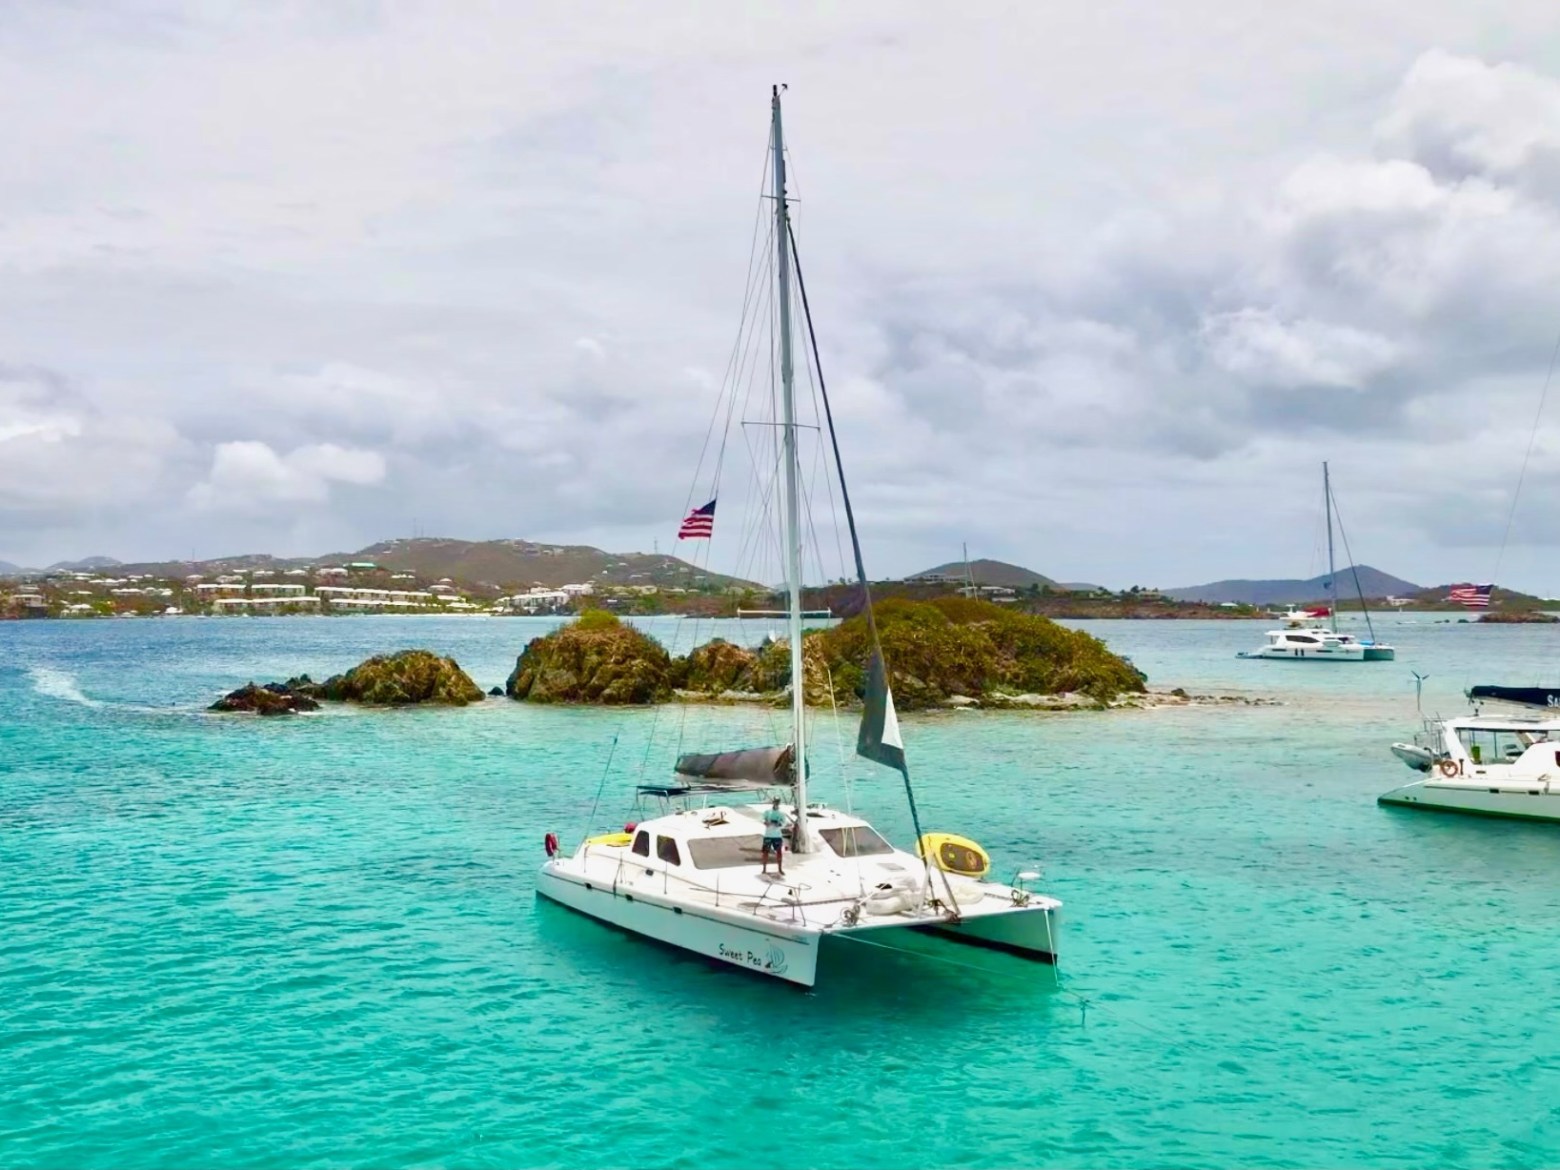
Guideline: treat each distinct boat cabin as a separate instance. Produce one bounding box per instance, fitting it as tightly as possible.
[1261,629,1355,652]
[1440,716,1560,771]
[616,803,897,875]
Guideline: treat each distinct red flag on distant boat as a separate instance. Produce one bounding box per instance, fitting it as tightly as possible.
[678,498,717,540]
[1306,606,1330,617]
[1447,583,1493,609]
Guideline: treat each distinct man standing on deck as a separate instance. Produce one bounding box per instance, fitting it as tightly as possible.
[761,797,787,876]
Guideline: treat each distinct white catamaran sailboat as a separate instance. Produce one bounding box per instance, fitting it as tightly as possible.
[1239,463,1395,662]
[535,88,1062,987]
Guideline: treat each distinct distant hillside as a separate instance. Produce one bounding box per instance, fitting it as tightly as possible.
[1165,565,1422,605]
[47,556,122,572]
[337,538,758,590]
[114,537,759,591]
[910,559,1058,589]
[1,555,123,577]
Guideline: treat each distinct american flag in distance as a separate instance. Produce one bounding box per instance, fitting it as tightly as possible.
[1447,584,1493,609]
[677,498,717,540]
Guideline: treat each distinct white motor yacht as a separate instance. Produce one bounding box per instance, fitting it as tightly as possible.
[1379,712,1560,822]
[536,87,1062,988]
[1241,625,1369,661]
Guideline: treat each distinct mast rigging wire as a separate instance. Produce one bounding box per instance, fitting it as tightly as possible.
[788,220,957,914]
[1493,325,1560,586]
[1326,483,1377,642]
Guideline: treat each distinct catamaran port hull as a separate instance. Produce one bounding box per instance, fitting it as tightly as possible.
[1378,781,1560,823]
[536,866,821,986]
[1363,646,1396,661]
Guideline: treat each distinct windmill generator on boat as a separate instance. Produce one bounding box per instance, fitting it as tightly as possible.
[534,88,1062,988]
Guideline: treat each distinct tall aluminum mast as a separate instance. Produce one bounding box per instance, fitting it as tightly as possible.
[772,85,811,851]
[1324,461,1337,634]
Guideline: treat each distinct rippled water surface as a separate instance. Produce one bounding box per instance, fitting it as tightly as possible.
[4,614,1560,1167]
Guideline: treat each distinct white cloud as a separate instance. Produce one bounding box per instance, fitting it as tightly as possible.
[1199,310,1399,390]
[1377,48,1560,187]
[187,440,385,512]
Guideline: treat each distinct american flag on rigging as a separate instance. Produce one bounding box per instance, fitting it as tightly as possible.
[677,498,717,540]
[1447,583,1493,609]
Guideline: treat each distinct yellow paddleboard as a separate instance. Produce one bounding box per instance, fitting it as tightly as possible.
[585,832,634,848]
[916,832,990,877]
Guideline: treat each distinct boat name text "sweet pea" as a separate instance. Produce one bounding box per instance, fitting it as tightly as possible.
[718,942,766,968]
[717,941,787,975]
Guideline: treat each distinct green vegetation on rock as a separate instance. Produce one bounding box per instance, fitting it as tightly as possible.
[210,651,483,712]
[507,598,1144,710]
[811,597,1145,710]
[505,610,671,703]
[209,681,322,716]
[318,649,485,706]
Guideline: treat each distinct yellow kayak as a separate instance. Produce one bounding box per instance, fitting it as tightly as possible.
[916,832,990,877]
[584,832,634,848]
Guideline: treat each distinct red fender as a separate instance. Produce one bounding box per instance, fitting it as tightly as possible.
[544,832,559,858]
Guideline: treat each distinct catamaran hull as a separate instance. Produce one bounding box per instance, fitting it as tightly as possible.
[1378,780,1560,823]
[535,866,821,987]
[537,865,1060,985]
[1239,646,1366,661]
[1363,646,1395,661]
[911,904,1059,964]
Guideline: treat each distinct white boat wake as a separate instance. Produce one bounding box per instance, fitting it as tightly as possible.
[28,666,105,709]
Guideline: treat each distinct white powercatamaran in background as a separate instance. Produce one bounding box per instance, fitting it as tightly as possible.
[1240,463,1395,662]
[536,88,1062,988]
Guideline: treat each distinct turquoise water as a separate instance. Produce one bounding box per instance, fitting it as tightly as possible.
[4,614,1560,1168]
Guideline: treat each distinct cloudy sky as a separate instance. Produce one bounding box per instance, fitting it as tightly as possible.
[6,2,1560,591]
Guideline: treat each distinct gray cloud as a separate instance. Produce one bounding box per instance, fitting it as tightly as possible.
[4,4,1560,590]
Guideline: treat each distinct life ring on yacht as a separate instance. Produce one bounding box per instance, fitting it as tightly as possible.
[1436,758,1459,778]
[544,832,559,858]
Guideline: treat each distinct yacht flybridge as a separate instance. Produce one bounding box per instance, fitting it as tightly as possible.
[535,88,1061,987]
[1239,464,1394,662]
[1380,712,1560,822]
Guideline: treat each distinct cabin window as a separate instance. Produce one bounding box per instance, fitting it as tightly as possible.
[685,835,767,869]
[631,830,650,857]
[1457,728,1544,764]
[818,826,894,858]
[656,836,682,866]
[1287,634,1320,644]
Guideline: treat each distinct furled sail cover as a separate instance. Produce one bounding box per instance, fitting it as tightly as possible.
[1468,685,1560,710]
[674,744,795,786]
